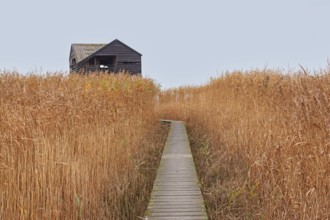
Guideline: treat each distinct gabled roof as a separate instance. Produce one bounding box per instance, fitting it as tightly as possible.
[107,39,142,57]
[70,44,106,63]
[70,39,142,65]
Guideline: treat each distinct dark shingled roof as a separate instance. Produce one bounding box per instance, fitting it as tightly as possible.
[71,44,106,63]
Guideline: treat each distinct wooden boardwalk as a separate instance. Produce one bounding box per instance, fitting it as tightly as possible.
[144,121,208,220]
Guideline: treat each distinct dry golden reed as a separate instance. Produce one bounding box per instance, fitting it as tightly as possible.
[0,73,167,219]
[157,69,330,219]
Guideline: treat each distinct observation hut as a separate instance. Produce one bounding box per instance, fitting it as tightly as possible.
[69,39,142,74]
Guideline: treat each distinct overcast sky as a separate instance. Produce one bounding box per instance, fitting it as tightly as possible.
[0,0,329,88]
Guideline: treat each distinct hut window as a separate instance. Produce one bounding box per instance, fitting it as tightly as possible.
[89,59,94,66]
[97,56,116,69]
[72,58,76,65]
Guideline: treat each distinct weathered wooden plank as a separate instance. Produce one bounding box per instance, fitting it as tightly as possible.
[144,121,208,220]
[149,212,207,217]
[147,217,207,220]
[148,203,204,207]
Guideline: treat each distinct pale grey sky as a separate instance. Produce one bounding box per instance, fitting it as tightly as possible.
[0,0,329,88]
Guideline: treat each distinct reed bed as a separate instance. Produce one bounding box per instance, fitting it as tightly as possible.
[157,69,330,219]
[0,73,167,219]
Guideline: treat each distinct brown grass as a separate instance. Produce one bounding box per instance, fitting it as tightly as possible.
[157,69,330,219]
[0,73,168,219]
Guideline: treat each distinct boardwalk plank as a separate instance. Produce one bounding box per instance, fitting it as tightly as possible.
[144,121,208,220]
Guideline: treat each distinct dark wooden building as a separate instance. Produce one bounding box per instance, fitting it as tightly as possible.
[69,39,142,74]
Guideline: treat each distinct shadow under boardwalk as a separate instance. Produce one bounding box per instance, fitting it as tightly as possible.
[144,121,208,220]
